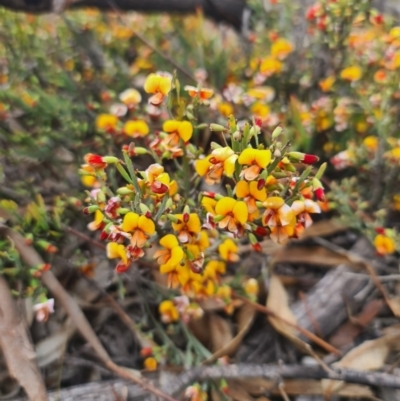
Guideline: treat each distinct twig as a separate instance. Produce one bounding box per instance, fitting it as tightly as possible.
[232,292,340,356]
[0,225,179,401]
[65,225,106,250]
[0,276,48,401]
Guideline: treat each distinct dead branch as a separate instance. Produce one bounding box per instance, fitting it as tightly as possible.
[0,0,249,32]
[0,276,48,401]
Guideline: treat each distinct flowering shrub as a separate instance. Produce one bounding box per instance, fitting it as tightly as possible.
[81,71,325,314]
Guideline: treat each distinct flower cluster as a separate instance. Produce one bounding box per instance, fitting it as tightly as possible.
[81,71,325,313]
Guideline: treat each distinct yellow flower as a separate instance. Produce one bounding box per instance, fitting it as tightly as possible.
[201,196,217,214]
[238,148,272,181]
[363,136,378,151]
[340,66,362,81]
[263,197,295,244]
[319,76,335,92]
[195,147,238,185]
[195,230,210,251]
[121,212,155,248]
[243,278,259,299]
[154,234,184,270]
[172,213,201,244]
[159,300,179,323]
[203,260,226,281]
[236,180,266,214]
[184,85,214,100]
[271,38,293,60]
[259,57,282,76]
[87,210,104,231]
[218,102,233,117]
[218,238,239,262]
[144,73,172,106]
[247,86,275,102]
[95,114,118,133]
[107,242,128,266]
[393,194,400,211]
[124,120,149,138]
[291,199,320,236]
[162,120,193,145]
[385,147,400,161]
[119,88,142,107]
[80,164,99,188]
[251,102,270,118]
[390,26,400,40]
[215,197,248,235]
[374,234,395,255]
[143,357,157,371]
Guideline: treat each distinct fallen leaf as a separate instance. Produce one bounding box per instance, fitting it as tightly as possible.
[322,330,400,397]
[227,381,257,401]
[209,314,234,353]
[203,304,256,364]
[301,219,347,239]
[387,297,400,318]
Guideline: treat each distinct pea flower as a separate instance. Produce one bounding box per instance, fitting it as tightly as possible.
[144,72,172,106]
[159,300,179,324]
[171,213,201,244]
[95,113,119,133]
[184,85,214,100]
[121,212,155,248]
[374,234,395,255]
[195,147,238,185]
[238,148,272,181]
[123,120,149,138]
[119,88,142,108]
[340,66,362,81]
[235,180,267,214]
[218,238,239,262]
[162,120,193,146]
[215,197,248,235]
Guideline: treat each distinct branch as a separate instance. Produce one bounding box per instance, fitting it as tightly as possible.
[0,276,48,401]
[0,0,250,32]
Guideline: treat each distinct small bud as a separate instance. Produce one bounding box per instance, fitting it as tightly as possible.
[254,117,262,127]
[195,123,208,129]
[203,191,216,198]
[117,187,134,195]
[183,212,190,223]
[116,207,130,215]
[315,162,327,180]
[25,233,34,245]
[272,125,283,139]
[210,123,226,132]
[183,205,191,215]
[232,130,242,141]
[102,156,119,164]
[84,153,107,169]
[36,240,58,254]
[210,141,223,149]
[257,179,265,190]
[139,203,151,215]
[229,115,237,131]
[288,151,319,165]
[254,226,269,236]
[274,149,281,158]
[135,147,148,155]
[167,214,180,223]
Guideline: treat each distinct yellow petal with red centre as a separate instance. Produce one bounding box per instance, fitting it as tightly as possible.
[223,154,238,177]
[159,234,179,249]
[238,148,257,165]
[169,180,178,196]
[249,181,267,201]
[291,200,306,215]
[195,157,212,176]
[304,199,321,214]
[255,149,272,168]
[122,212,139,232]
[236,180,250,198]
[215,197,236,216]
[177,121,193,142]
[157,172,171,186]
[124,120,149,137]
[146,163,164,183]
[137,215,155,235]
[159,76,172,95]
[107,242,128,265]
[144,74,160,94]
[263,197,285,210]
[278,204,294,226]
[163,120,181,133]
[169,246,184,266]
[232,201,249,224]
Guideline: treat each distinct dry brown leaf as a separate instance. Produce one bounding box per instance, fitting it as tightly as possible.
[273,245,362,269]
[233,378,374,398]
[209,314,234,353]
[387,297,400,318]
[322,330,400,397]
[227,381,257,401]
[301,219,347,239]
[267,275,307,349]
[202,304,256,364]
[188,314,210,346]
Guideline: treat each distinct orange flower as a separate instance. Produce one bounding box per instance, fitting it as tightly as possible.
[184,85,214,100]
[215,197,248,235]
[374,234,395,255]
[340,66,362,81]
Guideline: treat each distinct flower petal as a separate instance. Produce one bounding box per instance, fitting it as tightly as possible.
[138,215,155,235]
[238,148,256,165]
[235,180,250,198]
[255,149,272,168]
[159,234,179,249]
[177,121,193,142]
[233,201,249,224]
[223,154,238,177]
[215,197,236,215]
[122,212,139,232]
